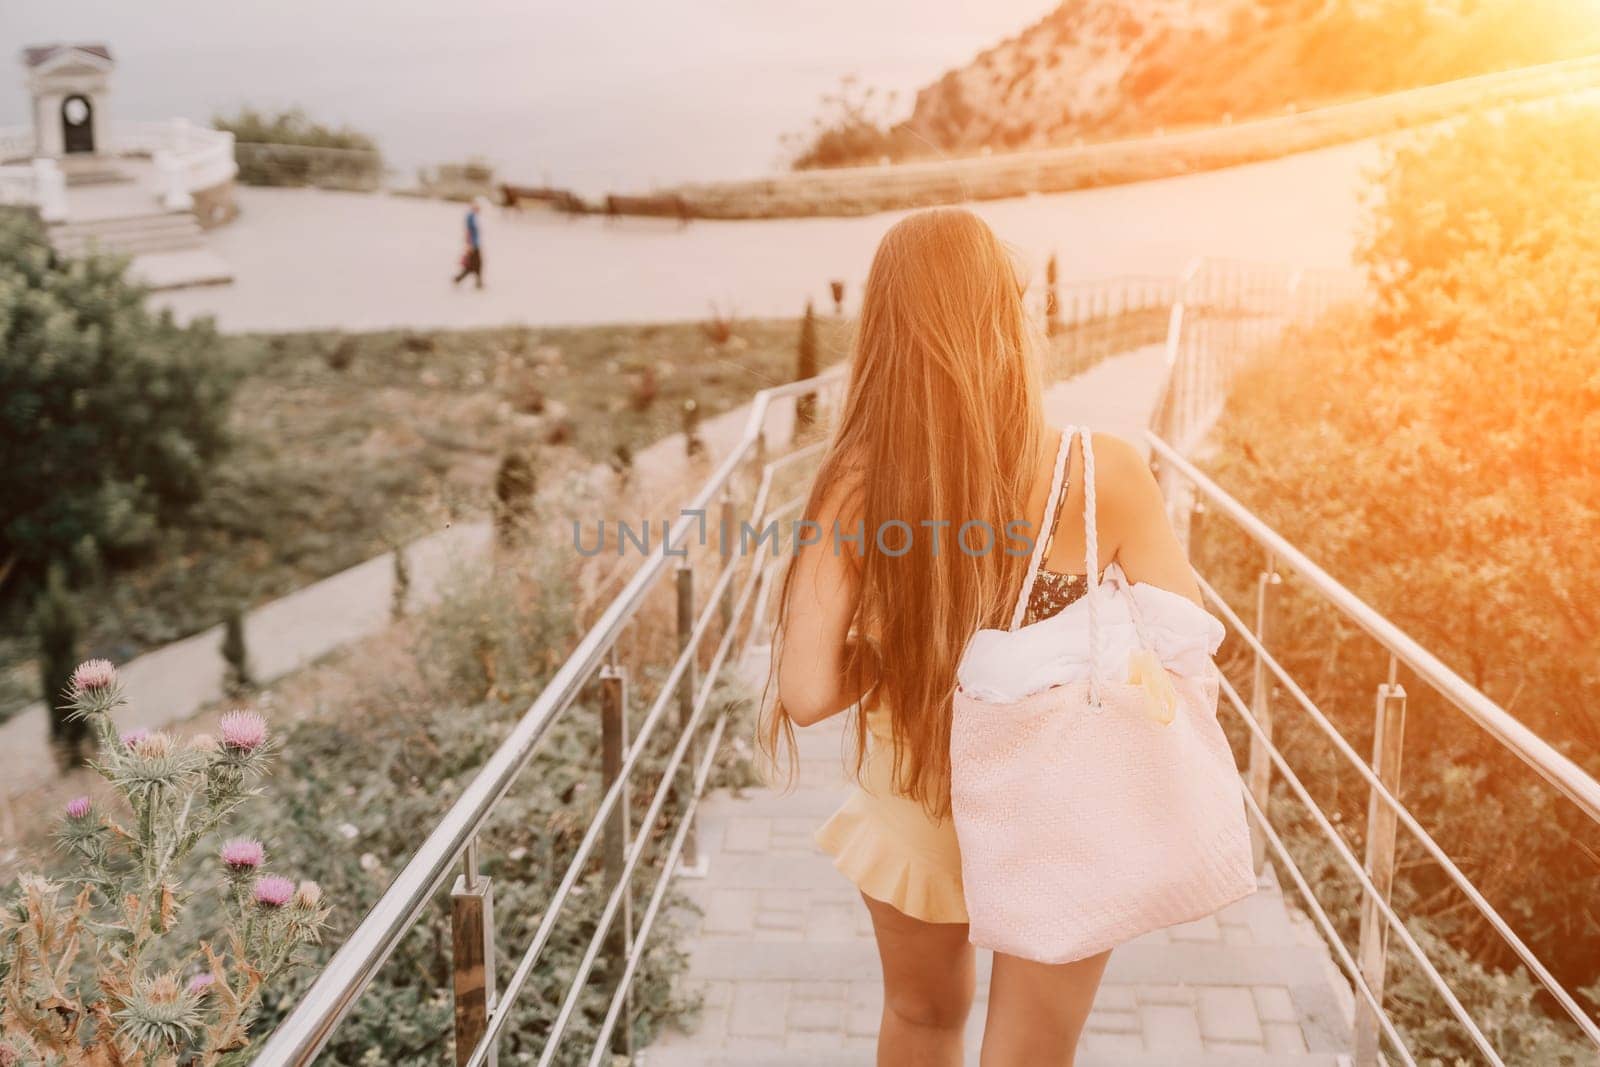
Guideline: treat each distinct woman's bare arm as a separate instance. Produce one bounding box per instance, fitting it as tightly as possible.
[775,480,877,727]
[1096,433,1204,606]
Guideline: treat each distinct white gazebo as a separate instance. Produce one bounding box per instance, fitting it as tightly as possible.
[23,43,114,159]
[1,43,238,227]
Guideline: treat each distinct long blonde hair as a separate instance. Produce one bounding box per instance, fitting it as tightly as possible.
[768,208,1046,815]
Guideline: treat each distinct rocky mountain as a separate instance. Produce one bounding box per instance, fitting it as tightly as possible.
[795,0,1600,167]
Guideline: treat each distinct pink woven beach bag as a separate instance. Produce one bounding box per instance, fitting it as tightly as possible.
[949,427,1255,964]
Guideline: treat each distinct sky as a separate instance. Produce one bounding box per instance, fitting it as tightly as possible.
[0,0,1059,192]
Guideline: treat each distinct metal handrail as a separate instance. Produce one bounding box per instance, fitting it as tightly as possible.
[1198,570,1600,1044]
[1145,257,1600,1063]
[252,368,842,1065]
[254,281,1172,1064]
[1150,435,1600,825]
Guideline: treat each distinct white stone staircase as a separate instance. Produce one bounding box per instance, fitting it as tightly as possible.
[48,210,205,259]
[44,158,235,290]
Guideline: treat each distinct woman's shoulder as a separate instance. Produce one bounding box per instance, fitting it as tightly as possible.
[1081,430,1167,542]
[1085,431,1147,485]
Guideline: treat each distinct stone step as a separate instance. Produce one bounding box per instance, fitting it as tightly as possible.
[50,211,200,236]
[50,211,204,258]
[55,232,204,258]
[127,249,234,291]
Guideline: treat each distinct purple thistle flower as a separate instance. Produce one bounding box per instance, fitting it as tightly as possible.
[64,796,92,819]
[120,728,149,749]
[221,837,265,870]
[187,972,216,996]
[70,659,117,695]
[253,875,296,909]
[218,710,268,753]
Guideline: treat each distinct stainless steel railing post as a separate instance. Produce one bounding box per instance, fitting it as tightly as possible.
[1354,664,1408,1065]
[719,489,736,636]
[1247,556,1282,874]
[675,561,704,873]
[598,662,634,1058]
[451,839,497,1067]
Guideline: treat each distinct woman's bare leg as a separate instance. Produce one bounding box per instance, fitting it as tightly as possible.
[979,950,1111,1067]
[861,892,975,1067]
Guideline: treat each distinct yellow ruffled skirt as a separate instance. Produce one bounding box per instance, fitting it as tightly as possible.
[814,713,968,925]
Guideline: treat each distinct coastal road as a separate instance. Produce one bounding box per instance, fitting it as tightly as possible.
[158,139,1379,333]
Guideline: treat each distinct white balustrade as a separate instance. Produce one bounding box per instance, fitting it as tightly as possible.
[32,158,66,221]
[0,125,36,163]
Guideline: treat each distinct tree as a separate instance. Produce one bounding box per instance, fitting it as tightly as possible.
[222,609,253,693]
[0,212,236,592]
[795,302,819,429]
[33,564,86,767]
[494,448,538,550]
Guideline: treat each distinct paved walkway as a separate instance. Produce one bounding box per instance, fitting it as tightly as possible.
[153,141,1373,333]
[645,345,1356,1065]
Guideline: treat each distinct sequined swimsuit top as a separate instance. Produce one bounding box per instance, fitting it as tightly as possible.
[1018,457,1103,628]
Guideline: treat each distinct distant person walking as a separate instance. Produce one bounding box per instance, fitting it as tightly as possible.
[453,199,485,289]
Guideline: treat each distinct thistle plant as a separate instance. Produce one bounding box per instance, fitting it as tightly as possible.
[0,661,331,1065]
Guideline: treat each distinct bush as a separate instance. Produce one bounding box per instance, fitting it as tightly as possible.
[1204,103,1600,1055]
[795,302,818,429]
[222,609,253,694]
[234,503,747,1063]
[215,108,381,190]
[0,664,329,1063]
[0,212,236,588]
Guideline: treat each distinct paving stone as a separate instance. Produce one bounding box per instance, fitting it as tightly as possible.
[806,901,861,940]
[724,816,773,853]
[1095,984,1138,1012]
[1137,983,1197,1005]
[701,889,757,935]
[1204,1038,1270,1055]
[1253,985,1297,1023]
[1170,914,1222,942]
[790,980,848,1002]
[785,1027,844,1050]
[760,889,810,913]
[1082,1031,1144,1054]
[1140,1003,1204,1053]
[1087,1009,1141,1034]
[788,998,845,1032]
[728,983,787,1038]
[754,908,805,931]
[1264,1021,1310,1055]
[1198,986,1265,1045]
[846,1004,881,1038]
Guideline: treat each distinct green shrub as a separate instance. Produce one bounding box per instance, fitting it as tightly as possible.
[0,213,236,588]
[238,533,745,1063]
[1205,103,1600,1054]
[222,609,253,694]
